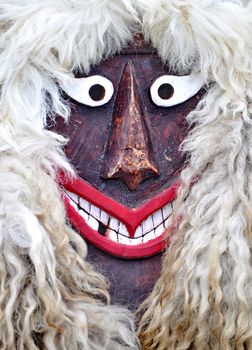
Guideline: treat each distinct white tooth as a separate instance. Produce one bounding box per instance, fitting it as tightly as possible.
[143,229,156,243]
[79,209,89,222]
[90,204,100,221]
[109,217,120,231]
[69,199,78,211]
[107,229,117,242]
[152,210,163,228]
[134,225,143,238]
[118,235,131,245]
[87,216,99,231]
[65,190,78,203]
[162,203,172,220]
[100,210,109,226]
[164,216,172,229]
[154,223,164,237]
[118,223,129,237]
[79,198,90,213]
[130,237,144,245]
[142,216,154,235]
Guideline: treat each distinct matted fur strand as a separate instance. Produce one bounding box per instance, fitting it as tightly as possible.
[0,144,139,350]
[0,0,139,349]
[137,1,252,349]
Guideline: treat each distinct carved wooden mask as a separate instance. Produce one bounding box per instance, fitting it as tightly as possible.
[52,36,204,259]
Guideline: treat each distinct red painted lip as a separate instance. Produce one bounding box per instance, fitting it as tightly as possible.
[59,172,179,259]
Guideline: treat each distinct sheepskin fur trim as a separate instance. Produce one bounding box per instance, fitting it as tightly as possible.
[0,1,139,349]
[0,0,137,127]
[137,1,252,349]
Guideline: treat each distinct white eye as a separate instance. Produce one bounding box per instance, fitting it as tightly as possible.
[60,75,114,107]
[150,74,204,107]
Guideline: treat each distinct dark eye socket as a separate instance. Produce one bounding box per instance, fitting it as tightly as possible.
[158,83,174,100]
[89,84,106,101]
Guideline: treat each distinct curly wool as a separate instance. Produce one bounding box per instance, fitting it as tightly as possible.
[137,1,252,349]
[0,1,139,349]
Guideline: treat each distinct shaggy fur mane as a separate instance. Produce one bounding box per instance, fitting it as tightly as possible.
[0,1,139,349]
[137,1,252,349]
[2,0,252,349]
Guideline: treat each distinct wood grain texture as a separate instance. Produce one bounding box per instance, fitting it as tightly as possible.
[53,53,203,208]
[51,39,204,308]
[87,242,162,311]
[101,60,159,190]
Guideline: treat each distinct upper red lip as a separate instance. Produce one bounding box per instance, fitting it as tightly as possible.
[60,173,179,238]
[58,171,179,258]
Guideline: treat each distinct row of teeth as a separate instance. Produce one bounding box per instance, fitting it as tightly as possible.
[66,191,173,246]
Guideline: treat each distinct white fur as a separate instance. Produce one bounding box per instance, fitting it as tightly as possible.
[137,1,252,349]
[0,1,139,349]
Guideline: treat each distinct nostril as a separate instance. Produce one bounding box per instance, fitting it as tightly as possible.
[124,147,134,155]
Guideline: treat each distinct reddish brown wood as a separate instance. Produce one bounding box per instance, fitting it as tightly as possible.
[53,53,203,208]
[51,38,205,308]
[101,61,159,190]
[120,33,155,55]
[87,242,162,311]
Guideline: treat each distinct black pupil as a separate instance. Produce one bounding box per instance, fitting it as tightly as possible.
[89,84,106,101]
[158,83,174,100]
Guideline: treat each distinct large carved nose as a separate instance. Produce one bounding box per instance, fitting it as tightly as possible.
[101,61,159,191]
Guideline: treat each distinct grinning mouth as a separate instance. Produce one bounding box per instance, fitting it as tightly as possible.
[65,190,173,246]
[59,173,178,258]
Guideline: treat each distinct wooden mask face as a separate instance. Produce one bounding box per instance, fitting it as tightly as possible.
[52,37,203,259]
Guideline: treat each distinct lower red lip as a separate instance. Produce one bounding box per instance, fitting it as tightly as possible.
[59,172,179,259]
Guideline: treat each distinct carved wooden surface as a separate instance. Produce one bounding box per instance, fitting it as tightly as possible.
[51,39,204,308]
[101,61,159,191]
[87,242,162,311]
[54,52,202,208]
